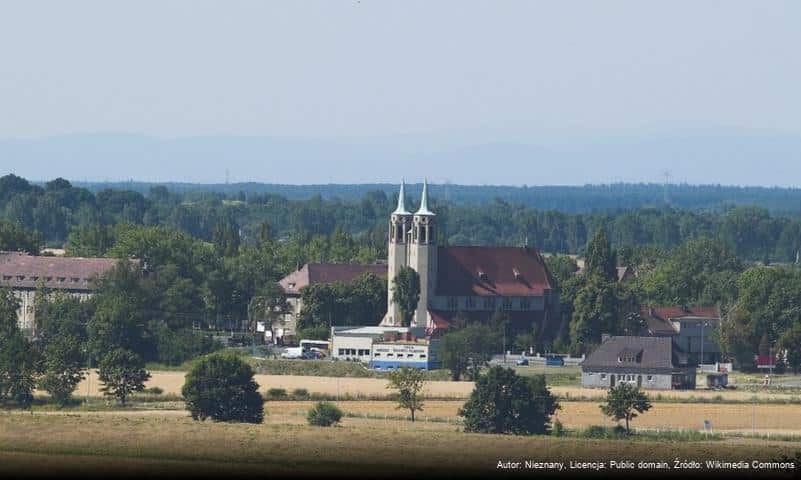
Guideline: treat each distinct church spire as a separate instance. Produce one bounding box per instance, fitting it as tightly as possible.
[392,180,411,215]
[415,179,435,216]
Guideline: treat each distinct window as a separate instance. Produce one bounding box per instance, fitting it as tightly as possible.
[600,373,607,379]
[419,354,427,359]
[386,353,394,357]
[484,297,496,309]
[407,353,414,358]
[520,299,531,310]
[647,375,653,381]
[374,353,381,357]
[447,297,458,309]
[502,298,512,310]
[338,349,345,355]
[17,275,25,281]
[466,297,475,309]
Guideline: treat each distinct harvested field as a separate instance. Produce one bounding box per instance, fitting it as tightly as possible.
[0,412,798,478]
[73,371,801,403]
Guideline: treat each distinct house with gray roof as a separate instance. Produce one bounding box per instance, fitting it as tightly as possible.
[581,336,696,390]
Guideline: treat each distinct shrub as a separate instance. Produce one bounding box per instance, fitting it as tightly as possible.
[142,386,164,395]
[182,353,264,423]
[307,401,343,427]
[266,388,288,399]
[292,388,309,399]
[552,419,565,437]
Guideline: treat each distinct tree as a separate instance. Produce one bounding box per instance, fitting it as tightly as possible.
[97,348,151,405]
[585,227,617,282]
[459,367,559,435]
[439,321,498,381]
[0,219,41,254]
[39,335,85,406]
[307,401,343,427]
[779,323,801,373]
[600,383,652,434]
[0,290,37,407]
[387,367,425,422]
[392,266,420,327]
[569,275,620,354]
[182,353,264,423]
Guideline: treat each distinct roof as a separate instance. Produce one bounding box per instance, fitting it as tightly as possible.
[642,305,719,321]
[279,263,387,294]
[581,336,680,370]
[414,179,435,216]
[428,309,547,330]
[435,246,553,296]
[0,251,118,291]
[392,181,411,215]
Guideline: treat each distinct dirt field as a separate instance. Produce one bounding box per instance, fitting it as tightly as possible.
[0,411,798,478]
[73,370,801,402]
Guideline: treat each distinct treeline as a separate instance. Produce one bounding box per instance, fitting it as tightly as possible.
[71,180,801,213]
[2,174,801,263]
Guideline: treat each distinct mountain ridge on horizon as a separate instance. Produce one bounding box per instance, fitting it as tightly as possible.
[2,129,800,188]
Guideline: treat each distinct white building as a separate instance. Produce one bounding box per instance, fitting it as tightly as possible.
[330,325,425,363]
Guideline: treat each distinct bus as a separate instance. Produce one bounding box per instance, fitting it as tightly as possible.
[299,339,331,358]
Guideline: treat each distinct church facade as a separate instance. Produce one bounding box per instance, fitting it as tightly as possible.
[381,181,559,339]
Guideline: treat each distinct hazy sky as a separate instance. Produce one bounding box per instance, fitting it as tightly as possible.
[0,1,800,184]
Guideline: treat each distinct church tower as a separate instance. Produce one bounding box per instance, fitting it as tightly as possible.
[407,180,437,328]
[384,181,412,326]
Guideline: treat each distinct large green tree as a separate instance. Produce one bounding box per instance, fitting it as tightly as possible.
[459,367,559,435]
[391,266,420,327]
[0,290,38,407]
[182,353,264,423]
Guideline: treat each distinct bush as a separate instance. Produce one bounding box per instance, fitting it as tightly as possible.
[292,388,309,399]
[150,323,221,366]
[266,388,288,400]
[142,386,164,395]
[182,353,264,423]
[552,419,565,437]
[307,401,343,427]
[583,425,627,439]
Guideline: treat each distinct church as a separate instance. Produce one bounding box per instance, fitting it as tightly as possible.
[381,181,559,339]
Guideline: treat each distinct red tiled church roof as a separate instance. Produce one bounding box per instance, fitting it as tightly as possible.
[435,246,553,297]
[279,263,387,294]
[0,251,118,291]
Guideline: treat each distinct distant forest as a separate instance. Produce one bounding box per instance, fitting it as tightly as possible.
[68,180,801,213]
[2,174,801,263]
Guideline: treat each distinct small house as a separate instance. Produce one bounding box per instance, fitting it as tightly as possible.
[581,336,695,390]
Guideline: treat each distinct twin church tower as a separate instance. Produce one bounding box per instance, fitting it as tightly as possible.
[383,180,437,328]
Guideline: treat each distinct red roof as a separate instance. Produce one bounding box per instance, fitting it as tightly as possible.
[279,263,387,294]
[435,246,553,297]
[0,251,118,292]
[642,305,719,321]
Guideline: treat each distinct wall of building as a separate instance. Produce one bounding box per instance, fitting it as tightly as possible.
[331,334,376,363]
[581,370,674,390]
[369,339,440,370]
[12,288,92,335]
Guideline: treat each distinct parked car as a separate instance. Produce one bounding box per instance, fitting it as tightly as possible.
[545,356,564,366]
[280,347,303,359]
[515,357,529,366]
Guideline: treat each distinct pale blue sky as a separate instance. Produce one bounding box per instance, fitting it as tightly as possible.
[0,1,799,185]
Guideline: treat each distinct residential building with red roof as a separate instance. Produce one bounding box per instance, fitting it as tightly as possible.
[277,263,388,343]
[0,251,120,334]
[639,305,721,364]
